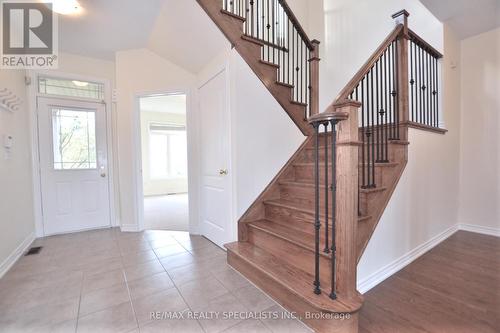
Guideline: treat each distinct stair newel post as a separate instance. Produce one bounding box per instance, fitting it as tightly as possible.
[329,118,337,299]
[312,121,322,295]
[309,40,321,117]
[331,100,361,300]
[323,123,330,254]
[392,9,410,141]
[308,109,350,298]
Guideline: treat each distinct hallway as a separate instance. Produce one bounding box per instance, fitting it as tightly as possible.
[144,194,189,231]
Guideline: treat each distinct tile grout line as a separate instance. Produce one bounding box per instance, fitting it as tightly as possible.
[152,234,211,333]
[122,265,140,331]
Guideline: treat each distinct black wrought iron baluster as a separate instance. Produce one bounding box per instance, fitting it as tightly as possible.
[292,27,295,98]
[375,59,381,162]
[324,123,329,254]
[361,78,366,188]
[388,43,393,139]
[435,56,439,127]
[271,0,275,63]
[287,18,291,85]
[418,44,422,124]
[433,56,438,127]
[313,122,321,295]
[394,40,400,139]
[266,0,270,62]
[305,47,311,116]
[409,41,414,122]
[427,51,431,126]
[295,30,299,101]
[299,39,304,103]
[370,67,375,186]
[329,118,338,300]
[383,50,389,161]
[256,0,259,39]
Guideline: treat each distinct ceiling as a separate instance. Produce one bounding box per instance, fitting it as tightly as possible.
[140,94,186,114]
[420,0,500,39]
[57,0,229,73]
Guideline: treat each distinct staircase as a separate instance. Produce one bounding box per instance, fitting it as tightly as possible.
[196,2,444,332]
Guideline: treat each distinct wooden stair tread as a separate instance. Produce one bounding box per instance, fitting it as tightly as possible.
[220,9,246,22]
[280,180,388,193]
[241,34,288,51]
[259,59,280,68]
[293,162,399,168]
[248,219,317,254]
[225,242,363,313]
[265,198,371,223]
[304,140,409,150]
[276,81,294,88]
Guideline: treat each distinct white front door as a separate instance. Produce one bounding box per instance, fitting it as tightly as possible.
[37,97,111,235]
[198,69,233,248]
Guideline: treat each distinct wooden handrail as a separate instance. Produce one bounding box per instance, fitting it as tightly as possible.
[409,29,443,59]
[278,0,314,50]
[334,24,404,103]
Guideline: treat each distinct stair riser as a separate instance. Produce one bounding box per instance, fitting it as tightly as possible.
[264,205,333,245]
[265,203,315,230]
[265,203,371,236]
[300,142,406,164]
[294,164,384,187]
[227,250,360,333]
[247,225,332,282]
[280,183,383,217]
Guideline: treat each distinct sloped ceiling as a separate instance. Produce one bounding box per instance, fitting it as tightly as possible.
[58,0,229,73]
[419,0,500,39]
[147,0,229,73]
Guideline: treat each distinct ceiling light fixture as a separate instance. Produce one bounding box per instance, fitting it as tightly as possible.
[46,0,83,15]
[72,80,89,87]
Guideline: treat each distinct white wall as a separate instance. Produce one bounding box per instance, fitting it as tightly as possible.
[229,51,305,218]
[458,28,500,234]
[140,111,188,196]
[115,49,197,231]
[321,0,442,111]
[0,69,35,276]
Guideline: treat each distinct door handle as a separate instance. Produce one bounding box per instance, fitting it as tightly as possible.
[219,169,228,176]
[100,166,107,178]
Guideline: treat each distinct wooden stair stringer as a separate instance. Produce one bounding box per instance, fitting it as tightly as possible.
[195,0,312,136]
[356,134,409,261]
[238,136,312,238]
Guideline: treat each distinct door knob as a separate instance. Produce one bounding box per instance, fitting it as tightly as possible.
[219,169,228,176]
[100,166,106,178]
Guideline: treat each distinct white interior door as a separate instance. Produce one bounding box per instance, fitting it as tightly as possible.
[38,97,111,235]
[199,70,232,248]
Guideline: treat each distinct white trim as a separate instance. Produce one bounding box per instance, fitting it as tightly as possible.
[133,90,195,233]
[458,223,500,237]
[27,70,117,237]
[357,224,459,294]
[0,233,35,279]
[120,224,142,233]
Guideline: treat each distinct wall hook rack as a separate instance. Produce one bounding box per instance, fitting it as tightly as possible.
[0,88,22,113]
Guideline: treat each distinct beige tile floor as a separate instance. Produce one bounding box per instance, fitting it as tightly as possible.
[0,229,312,333]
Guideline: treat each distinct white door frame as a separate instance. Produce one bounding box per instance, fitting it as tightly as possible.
[27,70,116,237]
[133,89,195,233]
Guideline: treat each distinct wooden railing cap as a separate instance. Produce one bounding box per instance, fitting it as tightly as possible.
[392,9,410,19]
[308,110,349,125]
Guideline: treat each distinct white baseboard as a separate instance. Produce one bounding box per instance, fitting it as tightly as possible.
[458,223,500,237]
[120,224,141,232]
[0,232,36,279]
[357,224,459,294]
